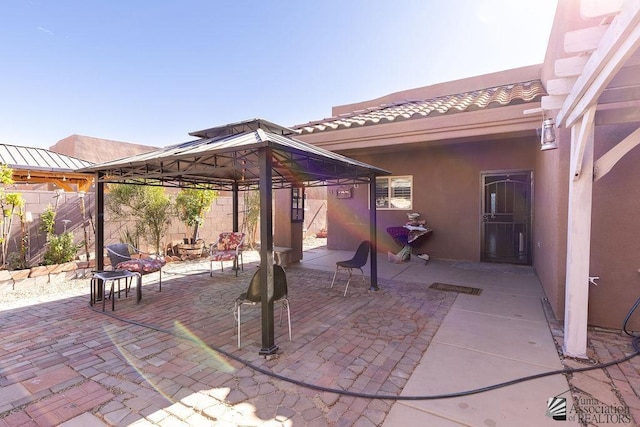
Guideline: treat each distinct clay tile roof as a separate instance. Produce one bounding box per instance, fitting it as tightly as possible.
[295,80,546,134]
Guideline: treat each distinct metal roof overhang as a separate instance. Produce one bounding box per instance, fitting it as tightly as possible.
[0,143,95,192]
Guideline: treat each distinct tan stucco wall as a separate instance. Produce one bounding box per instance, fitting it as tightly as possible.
[533,127,570,323]
[50,135,156,164]
[589,123,640,330]
[327,136,538,261]
[534,122,640,330]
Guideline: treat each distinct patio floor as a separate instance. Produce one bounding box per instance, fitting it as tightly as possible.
[0,245,639,426]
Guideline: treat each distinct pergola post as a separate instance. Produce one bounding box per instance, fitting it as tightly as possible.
[369,173,379,291]
[563,115,595,358]
[258,147,277,356]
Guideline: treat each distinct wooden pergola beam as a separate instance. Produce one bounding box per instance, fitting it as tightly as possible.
[557,0,640,128]
[11,169,94,192]
[594,126,640,181]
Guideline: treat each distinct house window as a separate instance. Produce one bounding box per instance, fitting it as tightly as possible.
[291,186,305,222]
[375,176,412,210]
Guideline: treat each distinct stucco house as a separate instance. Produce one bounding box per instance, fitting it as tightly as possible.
[292,0,640,358]
[7,0,636,360]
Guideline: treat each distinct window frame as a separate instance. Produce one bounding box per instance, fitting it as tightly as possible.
[291,186,305,223]
[374,175,413,210]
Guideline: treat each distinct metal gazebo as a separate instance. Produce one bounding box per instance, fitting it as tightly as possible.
[79,118,390,355]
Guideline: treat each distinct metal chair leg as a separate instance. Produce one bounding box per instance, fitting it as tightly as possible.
[285,301,291,341]
[237,305,241,349]
[344,269,353,297]
[277,300,291,341]
[331,267,339,288]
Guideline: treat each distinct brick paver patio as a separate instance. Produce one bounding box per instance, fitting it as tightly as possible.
[0,259,456,426]
[2,252,640,426]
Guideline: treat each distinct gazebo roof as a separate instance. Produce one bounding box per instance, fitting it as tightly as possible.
[78,118,390,190]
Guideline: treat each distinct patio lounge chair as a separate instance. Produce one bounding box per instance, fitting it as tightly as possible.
[209,232,245,276]
[106,243,166,291]
[234,265,291,349]
[330,240,370,296]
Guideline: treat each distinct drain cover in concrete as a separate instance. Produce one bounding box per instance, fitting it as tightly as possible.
[429,282,482,295]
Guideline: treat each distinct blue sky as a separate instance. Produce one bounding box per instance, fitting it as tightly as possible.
[1,0,557,149]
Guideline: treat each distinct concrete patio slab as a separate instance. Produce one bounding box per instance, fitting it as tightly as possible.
[434,309,561,367]
[384,342,580,426]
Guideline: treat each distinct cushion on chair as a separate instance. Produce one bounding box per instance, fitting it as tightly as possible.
[217,232,243,251]
[210,251,238,262]
[116,257,166,273]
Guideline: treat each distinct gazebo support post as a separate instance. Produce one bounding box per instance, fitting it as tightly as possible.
[232,182,239,232]
[95,174,105,299]
[258,147,278,356]
[369,173,379,291]
[232,182,239,271]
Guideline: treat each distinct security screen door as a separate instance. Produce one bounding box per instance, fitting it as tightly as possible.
[481,171,532,264]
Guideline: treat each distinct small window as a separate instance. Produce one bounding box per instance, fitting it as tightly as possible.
[291,186,305,222]
[375,176,412,210]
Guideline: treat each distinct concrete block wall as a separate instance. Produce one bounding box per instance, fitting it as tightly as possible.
[4,190,244,266]
[4,186,326,268]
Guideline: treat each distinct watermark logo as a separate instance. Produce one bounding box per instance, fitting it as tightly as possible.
[546,396,567,421]
[546,390,632,423]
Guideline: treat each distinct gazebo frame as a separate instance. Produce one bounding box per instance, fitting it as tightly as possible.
[80,118,390,355]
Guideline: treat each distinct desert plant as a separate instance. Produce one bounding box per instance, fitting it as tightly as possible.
[1,192,24,265]
[42,232,80,265]
[106,184,172,254]
[39,204,80,265]
[0,165,25,267]
[6,251,28,270]
[174,185,217,243]
[39,205,56,235]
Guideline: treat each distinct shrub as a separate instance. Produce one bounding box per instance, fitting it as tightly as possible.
[43,232,80,265]
[7,251,28,270]
[106,184,173,254]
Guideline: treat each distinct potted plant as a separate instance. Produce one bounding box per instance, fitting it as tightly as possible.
[174,185,217,255]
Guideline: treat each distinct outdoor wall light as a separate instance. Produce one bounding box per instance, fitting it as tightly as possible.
[540,117,558,151]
